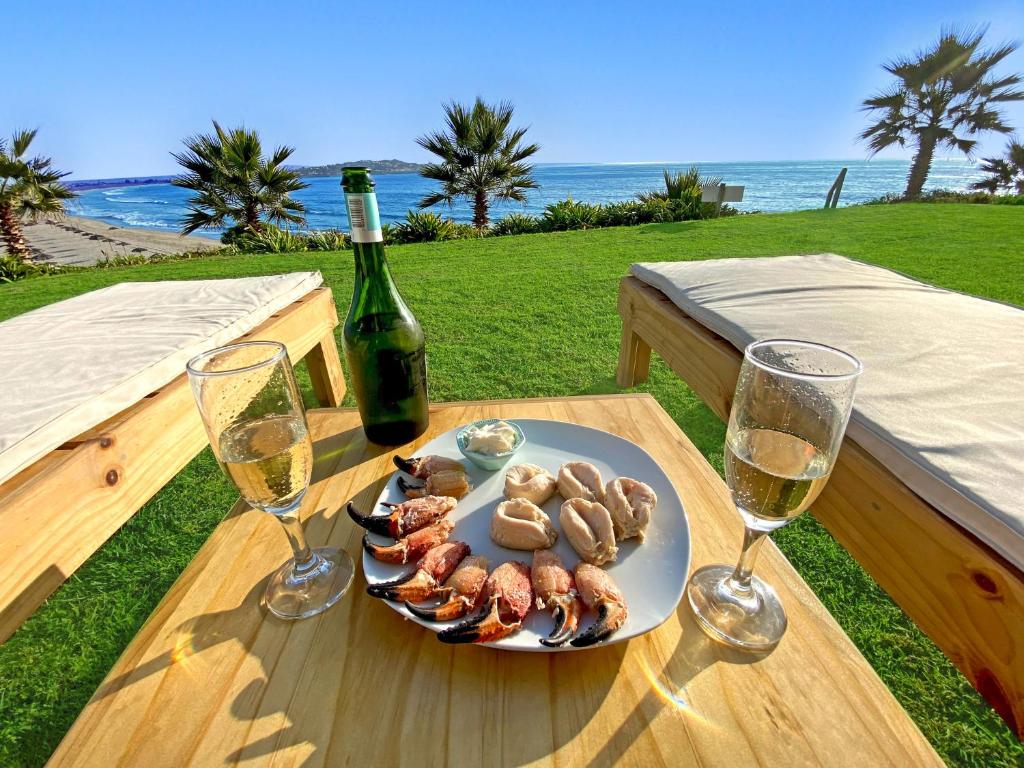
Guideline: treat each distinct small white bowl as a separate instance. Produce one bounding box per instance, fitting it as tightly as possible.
[456,419,525,470]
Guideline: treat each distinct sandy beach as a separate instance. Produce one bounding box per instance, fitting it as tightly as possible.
[6,216,219,267]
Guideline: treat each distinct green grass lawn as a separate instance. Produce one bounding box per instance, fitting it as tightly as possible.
[1,203,1022,766]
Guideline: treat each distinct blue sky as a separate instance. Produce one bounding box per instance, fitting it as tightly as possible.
[5,1,1023,178]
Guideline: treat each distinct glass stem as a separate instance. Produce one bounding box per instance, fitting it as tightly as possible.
[728,526,769,593]
[277,511,317,573]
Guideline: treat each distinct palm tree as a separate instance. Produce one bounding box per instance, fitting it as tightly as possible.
[416,99,540,229]
[860,28,1023,199]
[0,129,75,261]
[172,121,307,236]
[971,138,1024,194]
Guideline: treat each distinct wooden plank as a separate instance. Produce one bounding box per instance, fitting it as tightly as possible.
[49,396,941,767]
[617,275,1024,735]
[0,287,344,644]
[305,328,346,408]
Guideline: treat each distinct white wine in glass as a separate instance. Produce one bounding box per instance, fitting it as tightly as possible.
[688,339,862,651]
[187,341,354,620]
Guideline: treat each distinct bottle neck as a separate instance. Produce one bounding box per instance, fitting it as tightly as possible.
[345,191,410,322]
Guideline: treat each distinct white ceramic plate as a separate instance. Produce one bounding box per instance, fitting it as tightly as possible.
[362,418,690,651]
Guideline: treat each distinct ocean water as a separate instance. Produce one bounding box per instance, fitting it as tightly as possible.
[68,159,986,239]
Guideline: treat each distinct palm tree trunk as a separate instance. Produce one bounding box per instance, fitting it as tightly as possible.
[245,204,262,231]
[472,190,489,230]
[905,133,937,199]
[0,203,30,260]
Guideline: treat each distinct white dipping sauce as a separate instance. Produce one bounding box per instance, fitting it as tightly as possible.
[464,421,518,454]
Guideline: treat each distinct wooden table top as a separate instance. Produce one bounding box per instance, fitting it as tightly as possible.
[49,395,941,767]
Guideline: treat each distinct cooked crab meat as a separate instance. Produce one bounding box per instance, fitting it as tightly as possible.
[394,454,466,479]
[490,498,558,550]
[438,561,533,644]
[362,519,455,565]
[347,495,457,539]
[366,541,470,602]
[559,498,618,566]
[603,477,657,542]
[531,550,583,647]
[406,555,489,621]
[570,563,628,647]
[504,463,557,505]
[398,469,472,500]
[557,461,604,503]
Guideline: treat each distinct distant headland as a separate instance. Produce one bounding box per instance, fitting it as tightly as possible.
[66,160,426,190]
[289,159,425,176]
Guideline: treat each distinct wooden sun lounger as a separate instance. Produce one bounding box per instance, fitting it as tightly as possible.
[0,286,346,645]
[615,275,1024,737]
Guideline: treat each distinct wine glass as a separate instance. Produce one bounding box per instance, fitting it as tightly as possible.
[187,341,353,620]
[687,339,862,651]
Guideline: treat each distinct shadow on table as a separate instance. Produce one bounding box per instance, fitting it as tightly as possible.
[583,602,767,767]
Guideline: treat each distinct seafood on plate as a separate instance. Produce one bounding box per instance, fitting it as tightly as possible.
[570,563,629,647]
[347,495,457,539]
[490,498,558,550]
[393,454,466,478]
[557,461,604,503]
[394,454,472,500]
[559,498,618,566]
[406,555,490,621]
[603,477,657,542]
[531,550,583,647]
[363,519,455,565]
[367,541,470,602]
[504,463,557,505]
[398,470,471,500]
[438,561,533,644]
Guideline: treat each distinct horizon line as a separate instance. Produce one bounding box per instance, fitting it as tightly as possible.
[67,156,976,182]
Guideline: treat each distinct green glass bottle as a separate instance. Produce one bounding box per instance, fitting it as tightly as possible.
[341,167,429,445]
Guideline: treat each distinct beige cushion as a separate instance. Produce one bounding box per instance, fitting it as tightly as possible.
[0,272,323,485]
[632,254,1024,570]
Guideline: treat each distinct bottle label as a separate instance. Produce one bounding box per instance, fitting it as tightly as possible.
[345,192,383,243]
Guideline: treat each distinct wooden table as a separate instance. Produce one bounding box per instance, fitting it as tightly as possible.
[49,395,942,767]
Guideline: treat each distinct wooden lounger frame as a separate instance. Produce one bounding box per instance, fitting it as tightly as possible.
[616,275,1024,736]
[0,286,346,644]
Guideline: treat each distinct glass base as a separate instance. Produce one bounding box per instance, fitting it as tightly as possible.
[265,547,354,620]
[686,564,787,652]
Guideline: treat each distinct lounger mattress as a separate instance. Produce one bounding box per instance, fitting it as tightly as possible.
[0,271,323,485]
[632,254,1024,570]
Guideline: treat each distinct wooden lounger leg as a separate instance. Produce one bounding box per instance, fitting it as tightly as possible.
[616,300,652,387]
[305,331,347,407]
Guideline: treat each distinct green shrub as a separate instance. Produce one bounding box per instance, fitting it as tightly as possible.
[231,224,308,253]
[540,198,601,231]
[863,189,1016,205]
[305,229,349,251]
[0,255,61,282]
[489,213,541,236]
[992,194,1024,205]
[390,211,461,243]
[453,222,481,240]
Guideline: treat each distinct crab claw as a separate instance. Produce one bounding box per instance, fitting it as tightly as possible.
[570,563,628,647]
[367,541,469,601]
[347,496,457,539]
[531,551,583,647]
[542,596,583,647]
[406,555,489,622]
[363,519,454,565]
[394,454,466,479]
[438,561,532,644]
[399,470,471,500]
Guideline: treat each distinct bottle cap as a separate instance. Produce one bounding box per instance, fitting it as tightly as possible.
[342,167,375,193]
